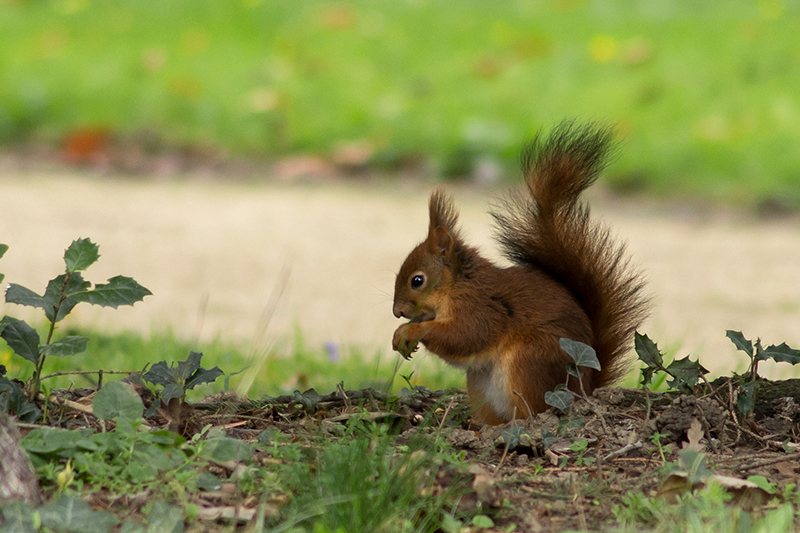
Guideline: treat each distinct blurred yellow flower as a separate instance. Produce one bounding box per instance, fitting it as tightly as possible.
[589,35,617,63]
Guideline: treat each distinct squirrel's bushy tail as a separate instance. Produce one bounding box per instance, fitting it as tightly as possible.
[491,121,649,386]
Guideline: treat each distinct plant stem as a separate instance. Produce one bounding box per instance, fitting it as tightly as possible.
[30,273,71,401]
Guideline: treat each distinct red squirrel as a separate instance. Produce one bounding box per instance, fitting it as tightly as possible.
[392,122,649,425]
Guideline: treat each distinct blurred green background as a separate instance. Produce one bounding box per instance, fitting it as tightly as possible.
[1,0,799,206]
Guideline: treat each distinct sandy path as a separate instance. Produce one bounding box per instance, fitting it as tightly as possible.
[1,173,799,378]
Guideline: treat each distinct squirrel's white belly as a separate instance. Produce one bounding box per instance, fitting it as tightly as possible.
[466,353,514,420]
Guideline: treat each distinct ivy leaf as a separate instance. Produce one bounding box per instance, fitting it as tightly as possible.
[5,284,46,309]
[68,275,152,308]
[147,502,185,533]
[559,338,601,370]
[0,316,41,364]
[64,238,100,273]
[566,362,584,379]
[201,437,253,464]
[40,336,89,357]
[760,343,800,365]
[0,500,36,533]
[39,494,118,533]
[726,330,753,358]
[544,389,572,412]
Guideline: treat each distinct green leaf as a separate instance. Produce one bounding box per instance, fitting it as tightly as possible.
[635,332,664,368]
[501,426,526,450]
[293,388,322,411]
[0,500,37,533]
[176,351,202,382]
[186,366,223,390]
[544,389,572,412]
[201,437,253,464]
[147,502,185,533]
[64,238,100,273]
[162,383,185,404]
[5,284,46,309]
[0,376,41,422]
[22,427,95,454]
[726,330,753,357]
[559,338,600,370]
[0,273,4,284]
[761,342,800,365]
[93,381,144,423]
[143,361,176,387]
[737,393,754,414]
[0,316,41,364]
[566,362,583,379]
[39,495,118,533]
[41,336,89,357]
[0,243,8,258]
[43,273,90,322]
[665,356,708,392]
[68,275,152,308]
[471,515,494,529]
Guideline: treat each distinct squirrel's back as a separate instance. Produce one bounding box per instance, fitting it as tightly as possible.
[491,122,649,387]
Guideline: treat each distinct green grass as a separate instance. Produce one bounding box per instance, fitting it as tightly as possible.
[0,326,464,399]
[1,1,799,204]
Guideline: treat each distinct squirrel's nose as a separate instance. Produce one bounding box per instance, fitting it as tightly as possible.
[393,302,407,319]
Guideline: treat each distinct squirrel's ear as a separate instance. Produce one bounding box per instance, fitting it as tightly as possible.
[431,226,453,256]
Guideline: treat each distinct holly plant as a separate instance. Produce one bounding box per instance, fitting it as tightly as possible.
[0,238,151,402]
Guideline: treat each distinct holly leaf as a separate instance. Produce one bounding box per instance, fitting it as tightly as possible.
[726,330,753,358]
[41,336,89,357]
[64,238,100,273]
[162,383,185,404]
[69,275,152,308]
[5,284,46,309]
[176,351,202,382]
[0,316,41,364]
[559,338,600,370]
[43,273,90,322]
[666,356,708,392]
[635,332,664,368]
[186,365,223,390]
[143,361,176,387]
[760,343,800,365]
[0,243,8,258]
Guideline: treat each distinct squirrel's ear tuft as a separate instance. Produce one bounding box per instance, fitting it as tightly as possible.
[428,187,459,237]
[431,226,453,255]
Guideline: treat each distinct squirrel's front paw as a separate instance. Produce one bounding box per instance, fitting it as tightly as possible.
[392,324,420,359]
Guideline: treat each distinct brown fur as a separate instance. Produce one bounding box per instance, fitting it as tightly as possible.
[392,122,649,424]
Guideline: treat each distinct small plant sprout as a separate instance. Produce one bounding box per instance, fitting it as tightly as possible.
[544,338,601,412]
[726,330,800,382]
[725,330,800,414]
[635,332,708,393]
[0,238,151,401]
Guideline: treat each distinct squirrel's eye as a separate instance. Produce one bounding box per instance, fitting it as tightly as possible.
[411,274,425,289]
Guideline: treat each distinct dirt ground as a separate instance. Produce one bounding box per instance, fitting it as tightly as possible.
[1,171,799,379]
